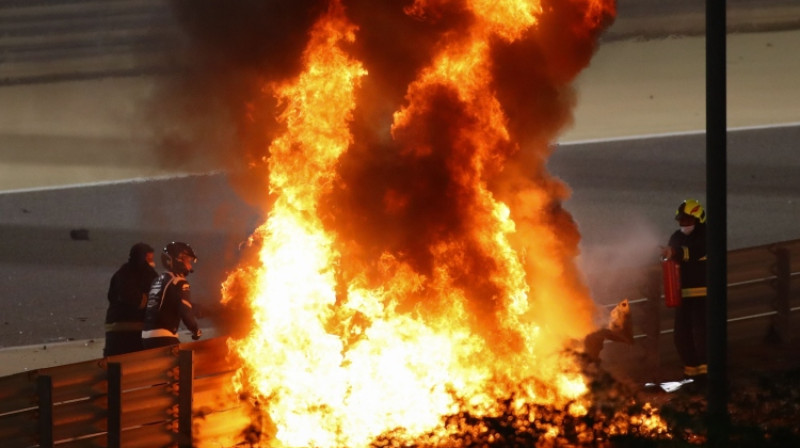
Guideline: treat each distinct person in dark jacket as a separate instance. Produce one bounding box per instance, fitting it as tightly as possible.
[661,199,708,386]
[142,242,202,349]
[104,242,157,356]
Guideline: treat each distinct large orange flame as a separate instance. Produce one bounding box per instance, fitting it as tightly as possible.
[219,0,628,446]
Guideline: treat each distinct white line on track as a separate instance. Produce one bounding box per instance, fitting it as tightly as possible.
[556,121,800,146]
[0,170,223,195]
[3,122,799,194]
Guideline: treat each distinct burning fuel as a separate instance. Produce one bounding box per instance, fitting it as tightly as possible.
[158,0,675,446]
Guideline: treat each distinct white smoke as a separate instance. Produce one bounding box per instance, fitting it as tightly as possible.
[576,214,662,312]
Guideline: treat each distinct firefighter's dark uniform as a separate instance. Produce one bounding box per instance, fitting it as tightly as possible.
[142,272,200,349]
[666,222,708,380]
[104,256,157,356]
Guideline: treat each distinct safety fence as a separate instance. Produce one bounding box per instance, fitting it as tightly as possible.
[1,239,799,447]
[600,238,800,375]
[0,338,250,448]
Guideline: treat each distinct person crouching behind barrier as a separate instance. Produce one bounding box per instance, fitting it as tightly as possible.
[142,242,202,349]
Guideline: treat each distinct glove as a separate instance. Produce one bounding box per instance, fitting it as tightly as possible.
[192,329,202,340]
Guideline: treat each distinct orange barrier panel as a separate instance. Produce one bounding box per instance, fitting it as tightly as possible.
[193,371,239,412]
[0,408,37,442]
[0,371,37,414]
[36,360,107,404]
[107,346,180,390]
[119,383,179,429]
[193,405,254,448]
[52,396,108,442]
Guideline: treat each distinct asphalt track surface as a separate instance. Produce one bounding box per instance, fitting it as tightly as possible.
[1,0,798,85]
[1,1,799,347]
[3,122,798,348]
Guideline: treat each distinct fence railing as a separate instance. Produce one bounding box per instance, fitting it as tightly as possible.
[599,238,800,376]
[0,337,249,448]
[1,239,799,447]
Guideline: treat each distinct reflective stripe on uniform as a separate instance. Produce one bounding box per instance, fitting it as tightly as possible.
[684,364,708,377]
[105,322,144,332]
[681,287,707,298]
[142,328,178,339]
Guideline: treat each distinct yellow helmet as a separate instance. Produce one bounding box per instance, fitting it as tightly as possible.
[675,199,706,224]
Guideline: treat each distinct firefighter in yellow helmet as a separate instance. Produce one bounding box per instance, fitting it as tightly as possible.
[661,199,708,388]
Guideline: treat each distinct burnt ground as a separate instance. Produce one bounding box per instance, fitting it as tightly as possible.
[367,341,800,447]
[611,339,800,446]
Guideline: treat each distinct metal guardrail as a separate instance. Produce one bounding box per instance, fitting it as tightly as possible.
[600,238,800,372]
[0,337,248,448]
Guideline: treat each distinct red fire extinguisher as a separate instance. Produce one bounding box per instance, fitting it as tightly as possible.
[662,258,681,308]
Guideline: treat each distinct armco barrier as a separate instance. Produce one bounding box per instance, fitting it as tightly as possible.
[0,337,251,448]
[1,239,799,446]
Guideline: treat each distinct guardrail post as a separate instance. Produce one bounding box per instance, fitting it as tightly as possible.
[642,266,662,371]
[178,349,194,448]
[36,375,54,448]
[107,362,122,448]
[766,247,791,344]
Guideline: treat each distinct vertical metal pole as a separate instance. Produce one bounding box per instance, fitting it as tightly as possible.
[706,0,729,445]
[36,375,54,448]
[645,267,663,372]
[768,247,791,344]
[178,350,194,448]
[108,362,123,448]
